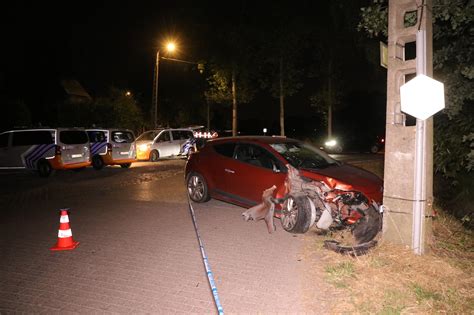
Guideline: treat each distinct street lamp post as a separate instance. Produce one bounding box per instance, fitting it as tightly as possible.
[152,50,160,128]
[152,42,176,129]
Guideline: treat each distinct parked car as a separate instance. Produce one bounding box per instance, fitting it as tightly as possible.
[185,136,383,228]
[0,128,91,177]
[321,134,385,154]
[370,135,385,154]
[135,128,195,161]
[86,128,136,170]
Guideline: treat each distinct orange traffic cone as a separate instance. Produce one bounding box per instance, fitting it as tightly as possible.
[50,209,79,251]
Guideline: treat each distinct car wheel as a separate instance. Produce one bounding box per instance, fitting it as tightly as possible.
[92,155,104,170]
[150,150,159,162]
[120,163,132,168]
[187,172,210,203]
[281,195,312,234]
[37,159,52,178]
[333,145,343,154]
[370,145,379,154]
[352,205,382,244]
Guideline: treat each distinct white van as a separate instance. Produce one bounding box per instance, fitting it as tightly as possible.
[0,128,91,177]
[135,128,195,161]
[86,128,136,170]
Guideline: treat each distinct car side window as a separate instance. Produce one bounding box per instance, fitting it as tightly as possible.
[12,131,54,146]
[171,130,180,140]
[235,144,281,171]
[158,131,171,142]
[0,133,9,148]
[182,131,193,139]
[213,143,236,158]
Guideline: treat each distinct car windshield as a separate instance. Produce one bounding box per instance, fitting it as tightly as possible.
[270,141,339,170]
[136,130,160,141]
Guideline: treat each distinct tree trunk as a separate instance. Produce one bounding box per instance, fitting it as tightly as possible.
[232,69,238,137]
[280,57,285,136]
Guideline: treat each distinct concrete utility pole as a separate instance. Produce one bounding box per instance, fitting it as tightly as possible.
[383,0,434,254]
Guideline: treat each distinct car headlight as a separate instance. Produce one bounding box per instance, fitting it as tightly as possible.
[325,139,337,147]
[138,143,150,152]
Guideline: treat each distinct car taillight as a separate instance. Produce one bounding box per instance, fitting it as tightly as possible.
[55,145,61,155]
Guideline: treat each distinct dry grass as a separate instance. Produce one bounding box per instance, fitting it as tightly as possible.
[305,208,473,314]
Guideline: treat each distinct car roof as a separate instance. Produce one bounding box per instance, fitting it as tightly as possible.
[207,135,297,145]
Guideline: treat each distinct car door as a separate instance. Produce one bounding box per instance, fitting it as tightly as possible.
[111,130,135,160]
[87,130,108,156]
[154,130,174,157]
[58,129,90,165]
[170,130,184,155]
[207,142,237,196]
[222,143,287,206]
[10,130,56,168]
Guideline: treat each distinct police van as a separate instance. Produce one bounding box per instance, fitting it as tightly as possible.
[0,128,91,177]
[86,128,136,170]
[135,128,195,161]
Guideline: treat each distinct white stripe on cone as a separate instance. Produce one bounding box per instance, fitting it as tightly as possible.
[60,215,70,223]
[58,229,72,238]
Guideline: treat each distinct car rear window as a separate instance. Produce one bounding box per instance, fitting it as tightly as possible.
[12,131,54,146]
[213,142,236,158]
[60,130,88,144]
[112,131,134,143]
[87,131,106,143]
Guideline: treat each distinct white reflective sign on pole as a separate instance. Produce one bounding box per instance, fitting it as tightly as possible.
[400,74,445,120]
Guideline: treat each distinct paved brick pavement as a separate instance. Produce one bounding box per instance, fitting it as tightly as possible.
[0,162,331,314]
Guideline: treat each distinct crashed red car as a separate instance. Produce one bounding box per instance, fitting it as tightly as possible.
[185,136,383,221]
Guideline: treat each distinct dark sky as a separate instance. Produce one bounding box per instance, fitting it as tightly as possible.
[2,1,386,139]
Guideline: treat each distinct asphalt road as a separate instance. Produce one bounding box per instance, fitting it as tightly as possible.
[0,159,339,313]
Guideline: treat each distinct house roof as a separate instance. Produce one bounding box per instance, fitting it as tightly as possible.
[60,80,91,99]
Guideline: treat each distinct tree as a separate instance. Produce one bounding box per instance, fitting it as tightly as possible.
[0,99,32,130]
[254,7,307,136]
[92,87,144,133]
[358,0,473,180]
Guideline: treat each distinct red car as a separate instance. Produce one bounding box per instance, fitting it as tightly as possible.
[185,136,383,231]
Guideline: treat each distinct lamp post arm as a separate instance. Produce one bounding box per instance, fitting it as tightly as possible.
[160,56,199,65]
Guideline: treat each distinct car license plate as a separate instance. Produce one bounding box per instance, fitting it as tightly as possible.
[71,154,82,158]
[120,151,129,155]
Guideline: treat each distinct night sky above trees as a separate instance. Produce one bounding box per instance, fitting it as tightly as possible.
[3,1,387,141]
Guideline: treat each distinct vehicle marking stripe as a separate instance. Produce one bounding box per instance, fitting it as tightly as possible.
[23,144,51,168]
[23,144,56,169]
[187,198,224,314]
[90,142,107,155]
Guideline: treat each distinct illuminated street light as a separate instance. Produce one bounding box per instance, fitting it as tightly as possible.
[152,41,176,128]
[125,91,132,97]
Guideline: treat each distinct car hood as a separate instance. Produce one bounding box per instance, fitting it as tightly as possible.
[299,163,383,201]
[136,140,152,145]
